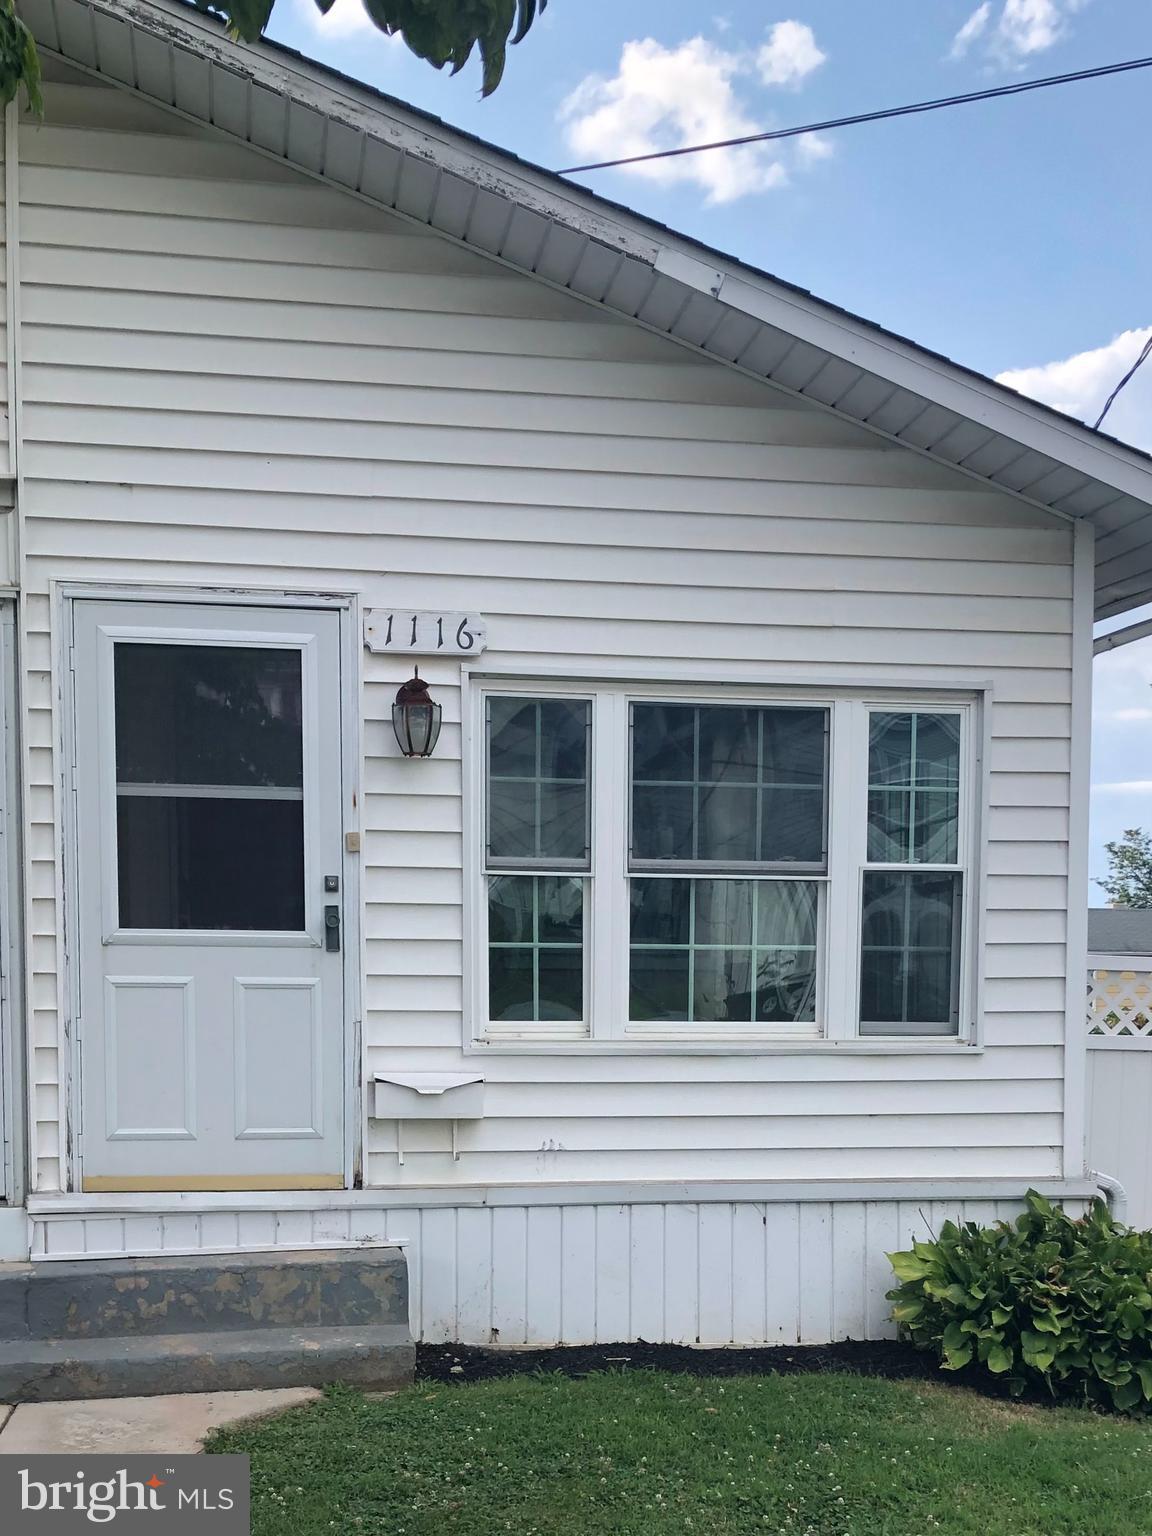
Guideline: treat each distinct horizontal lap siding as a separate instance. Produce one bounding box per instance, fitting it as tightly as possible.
[17,86,1073,1191]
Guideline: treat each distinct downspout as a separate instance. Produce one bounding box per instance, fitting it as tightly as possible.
[1091,1169,1130,1225]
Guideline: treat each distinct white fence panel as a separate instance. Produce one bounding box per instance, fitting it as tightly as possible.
[1087,952,1152,1227]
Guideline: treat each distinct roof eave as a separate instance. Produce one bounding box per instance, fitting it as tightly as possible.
[21,0,1152,616]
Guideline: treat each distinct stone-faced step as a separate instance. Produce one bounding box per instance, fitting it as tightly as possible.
[0,1323,415,1403]
[0,1248,408,1341]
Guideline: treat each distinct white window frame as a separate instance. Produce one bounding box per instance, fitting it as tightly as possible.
[464,674,984,1052]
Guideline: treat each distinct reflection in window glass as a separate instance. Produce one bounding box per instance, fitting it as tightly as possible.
[115,644,303,788]
[487,698,590,867]
[631,704,827,867]
[629,878,818,1025]
[867,713,960,864]
[859,870,960,1035]
[488,875,584,1022]
[118,798,304,931]
[114,642,306,932]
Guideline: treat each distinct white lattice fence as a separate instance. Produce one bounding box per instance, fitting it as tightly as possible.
[1087,954,1152,1047]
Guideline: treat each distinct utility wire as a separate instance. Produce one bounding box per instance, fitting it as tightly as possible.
[1095,333,1152,430]
[558,54,1152,176]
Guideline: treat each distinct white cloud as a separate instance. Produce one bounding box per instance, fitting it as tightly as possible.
[950,0,1087,66]
[1094,781,1152,795]
[757,20,826,87]
[949,3,992,59]
[795,132,833,167]
[560,25,830,205]
[561,38,787,204]
[996,326,1152,451]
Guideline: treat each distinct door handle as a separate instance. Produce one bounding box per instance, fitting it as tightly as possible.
[324,904,341,953]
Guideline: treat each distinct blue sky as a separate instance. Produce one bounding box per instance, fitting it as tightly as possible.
[269,0,1152,892]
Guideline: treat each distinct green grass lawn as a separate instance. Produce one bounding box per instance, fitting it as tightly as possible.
[206,1370,1152,1536]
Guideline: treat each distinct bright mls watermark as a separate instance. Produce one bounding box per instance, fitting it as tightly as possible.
[0,1455,250,1532]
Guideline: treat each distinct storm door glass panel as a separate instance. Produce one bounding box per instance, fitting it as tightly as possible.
[487,697,590,869]
[630,703,827,869]
[114,643,305,930]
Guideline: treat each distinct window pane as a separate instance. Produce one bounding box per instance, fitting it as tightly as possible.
[697,706,757,783]
[760,785,825,864]
[631,703,827,869]
[693,948,753,1023]
[914,714,962,786]
[866,789,911,863]
[489,946,535,1022]
[914,790,959,864]
[756,881,818,1024]
[487,697,589,867]
[538,948,583,1021]
[117,797,304,930]
[694,879,753,947]
[488,697,538,778]
[488,874,535,944]
[537,876,585,943]
[537,782,588,862]
[488,780,537,861]
[115,643,302,788]
[762,709,827,786]
[697,784,757,862]
[630,879,691,946]
[631,704,696,780]
[488,875,584,1024]
[632,784,694,862]
[860,870,960,1035]
[629,949,690,1021]
[629,877,819,1027]
[867,713,960,866]
[538,700,590,780]
[867,713,913,787]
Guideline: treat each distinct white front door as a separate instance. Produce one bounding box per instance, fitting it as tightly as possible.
[71,600,347,1192]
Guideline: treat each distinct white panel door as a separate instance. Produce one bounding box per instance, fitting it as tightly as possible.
[71,600,347,1191]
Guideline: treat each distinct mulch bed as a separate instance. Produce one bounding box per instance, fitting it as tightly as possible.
[416,1338,938,1385]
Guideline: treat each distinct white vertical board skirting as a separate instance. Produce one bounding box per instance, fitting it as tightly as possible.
[29,1195,1063,1345]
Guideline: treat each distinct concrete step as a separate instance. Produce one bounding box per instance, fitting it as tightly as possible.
[0,1248,408,1340]
[0,1322,415,1402]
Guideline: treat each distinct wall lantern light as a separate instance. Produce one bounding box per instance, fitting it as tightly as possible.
[392,669,442,758]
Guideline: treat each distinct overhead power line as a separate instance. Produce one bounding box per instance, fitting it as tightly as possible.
[1095,333,1152,430]
[558,55,1152,176]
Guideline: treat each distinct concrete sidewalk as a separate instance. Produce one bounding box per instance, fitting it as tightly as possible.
[0,1388,320,1454]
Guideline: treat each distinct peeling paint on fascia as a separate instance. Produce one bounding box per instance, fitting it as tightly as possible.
[72,0,661,264]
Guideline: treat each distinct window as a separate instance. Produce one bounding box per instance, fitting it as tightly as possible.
[474,687,976,1045]
[483,696,590,1031]
[860,712,964,1037]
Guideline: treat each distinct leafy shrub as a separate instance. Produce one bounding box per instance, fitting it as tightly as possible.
[887,1190,1152,1412]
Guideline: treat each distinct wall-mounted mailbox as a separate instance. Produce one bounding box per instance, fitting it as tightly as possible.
[372,1072,485,1120]
[372,1072,485,1163]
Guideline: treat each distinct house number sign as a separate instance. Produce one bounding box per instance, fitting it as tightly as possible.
[364,609,487,656]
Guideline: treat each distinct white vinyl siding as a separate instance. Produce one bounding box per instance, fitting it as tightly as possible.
[15,76,1072,1193]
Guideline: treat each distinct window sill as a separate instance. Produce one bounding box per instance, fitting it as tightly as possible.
[467,1037,982,1057]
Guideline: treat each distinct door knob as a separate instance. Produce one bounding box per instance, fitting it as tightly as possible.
[324,905,341,953]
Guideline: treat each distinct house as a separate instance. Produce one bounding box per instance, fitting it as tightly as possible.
[0,0,1151,1363]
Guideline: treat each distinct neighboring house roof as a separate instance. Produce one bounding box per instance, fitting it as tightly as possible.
[1089,909,1152,957]
[19,0,1152,616]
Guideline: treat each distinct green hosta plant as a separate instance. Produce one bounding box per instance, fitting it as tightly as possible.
[888,1190,1152,1412]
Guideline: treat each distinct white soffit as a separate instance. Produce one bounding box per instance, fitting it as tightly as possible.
[19,0,1152,619]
